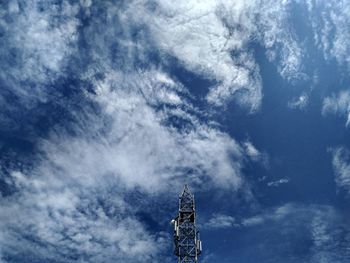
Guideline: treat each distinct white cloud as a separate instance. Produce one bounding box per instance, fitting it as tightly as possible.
[204,214,236,229]
[0,0,80,102]
[267,178,290,187]
[4,0,350,261]
[122,0,308,110]
[258,0,305,81]
[331,146,350,195]
[288,93,309,110]
[322,90,350,126]
[131,0,263,111]
[1,171,168,262]
[241,203,295,227]
[62,70,245,191]
[309,207,350,262]
[4,0,348,117]
[242,140,269,168]
[0,1,307,258]
[0,0,316,115]
[241,216,265,227]
[224,204,349,261]
[0,68,248,261]
[243,140,261,161]
[307,0,350,69]
[1,1,260,260]
[238,201,350,262]
[204,203,296,229]
[240,204,350,261]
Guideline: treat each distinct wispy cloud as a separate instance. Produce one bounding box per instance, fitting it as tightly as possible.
[258,0,306,81]
[307,0,350,69]
[127,0,263,111]
[267,178,290,187]
[0,66,250,261]
[243,140,261,161]
[330,146,350,195]
[0,1,254,261]
[309,207,350,262]
[204,204,350,261]
[288,93,309,110]
[1,171,169,262]
[243,140,269,167]
[0,0,79,97]
[205,203,295,229]
[1,0,350,262]
[204,214,237,229]
[322,90,350,126]
[0,1,261,260]
[122,0,309,110]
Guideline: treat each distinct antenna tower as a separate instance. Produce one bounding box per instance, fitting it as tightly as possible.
[171,185,202,263]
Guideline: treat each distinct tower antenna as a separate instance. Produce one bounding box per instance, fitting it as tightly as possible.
[171,185,202,262]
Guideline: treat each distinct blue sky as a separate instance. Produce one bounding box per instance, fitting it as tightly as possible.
[1,0,350,262]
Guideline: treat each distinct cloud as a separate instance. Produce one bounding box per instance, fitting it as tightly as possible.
[0,66,250,261]
[127,0,263,111]
[3,0,350,262]
[0,1,254,261]
[1,171,169,262]
[288,93,309,110]
[0,0,325,117]
[241,203,295,227]
[258,0,306,81]
[66,70,245,191]
[205,203,295,229]
[3,0,347,120]
[267,178,290,187]
[114,0,350,112]
[243,140,269,167]
[205,204,350,261]
[0,0,81,132]
[330,146,350,195]
[204,214,237,229]
[309,207,350,262]
[121,0,309,110]
[0,0,79,98]
[243,140,261,160]
[307,0,350,69]
[322,90,350,126]
[0,1,262,260]
[241,215,265,227]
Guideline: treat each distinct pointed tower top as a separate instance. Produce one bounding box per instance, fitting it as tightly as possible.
[179,184,195,212]
[181,184,192,197]
[173,184,201,261]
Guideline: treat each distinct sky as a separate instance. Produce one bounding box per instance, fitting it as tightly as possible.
[1,0,350,262]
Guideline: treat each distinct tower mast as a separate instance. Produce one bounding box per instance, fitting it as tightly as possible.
[172,185,202,263]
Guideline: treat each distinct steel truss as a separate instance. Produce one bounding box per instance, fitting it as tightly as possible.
[172,185,202,263]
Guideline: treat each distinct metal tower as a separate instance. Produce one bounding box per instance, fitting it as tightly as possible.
[171,185,202,263]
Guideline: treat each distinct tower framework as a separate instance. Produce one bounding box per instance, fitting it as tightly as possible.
[172,185,202,263]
